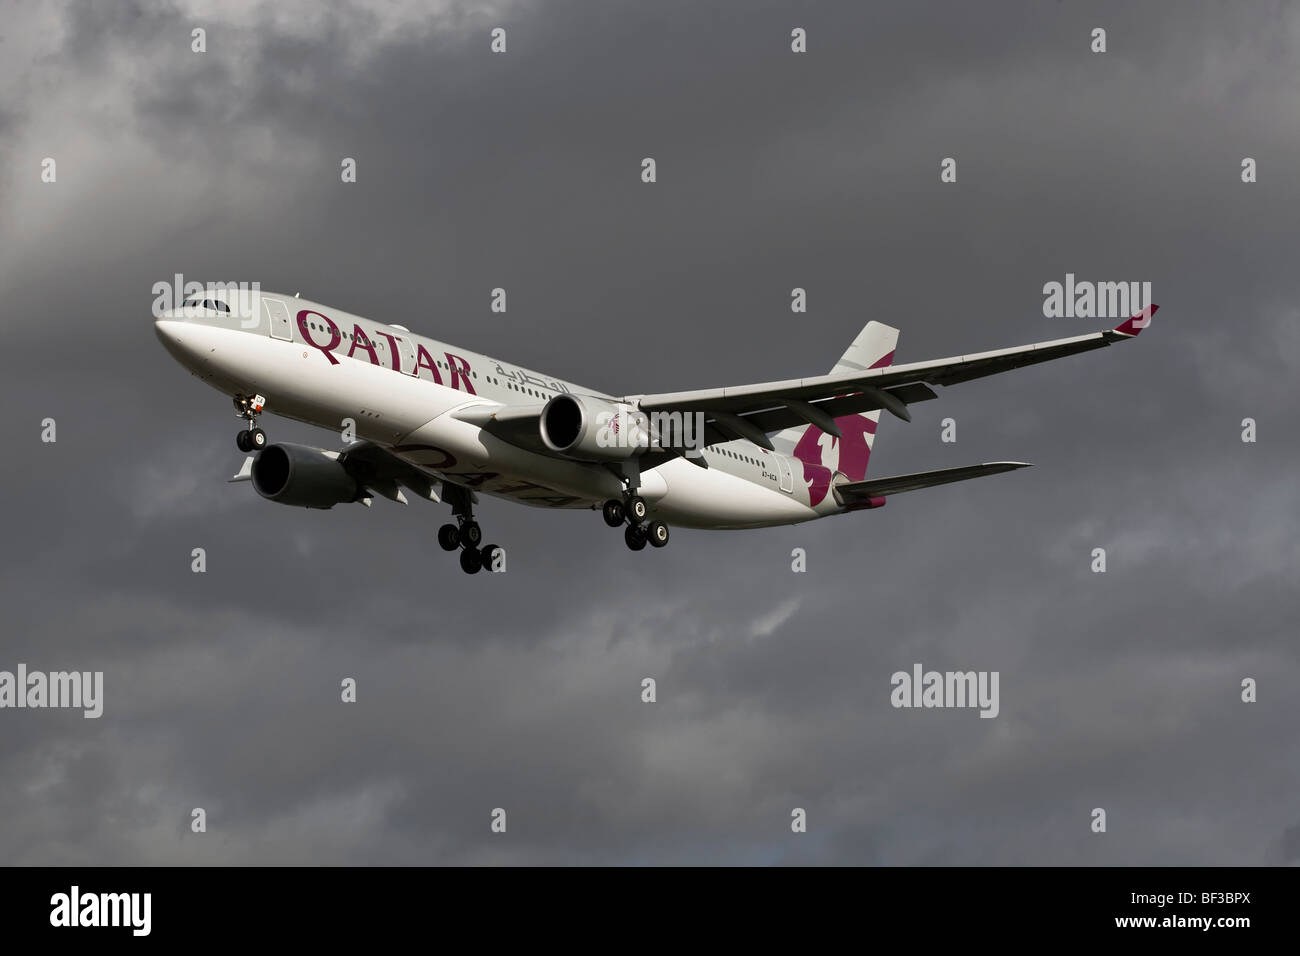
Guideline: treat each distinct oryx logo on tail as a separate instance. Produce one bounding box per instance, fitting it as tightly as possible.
[791,324,897,506]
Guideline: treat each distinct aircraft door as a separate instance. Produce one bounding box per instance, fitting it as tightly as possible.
[263,297,294,341]
[775,452,794,493]
[396,335,417,376]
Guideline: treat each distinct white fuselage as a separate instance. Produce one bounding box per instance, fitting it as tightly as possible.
[154,292,838,529]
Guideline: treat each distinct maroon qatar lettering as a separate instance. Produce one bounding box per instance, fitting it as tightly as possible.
[415,344,443,384]
[298,310,475,390]
[297,310,342,365]
[347,324,379,364]
[445,352,476,395]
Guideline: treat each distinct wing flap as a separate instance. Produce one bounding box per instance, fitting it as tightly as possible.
[339,441,443,502]
[728,383,938,436]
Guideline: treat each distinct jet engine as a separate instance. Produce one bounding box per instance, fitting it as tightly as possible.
[539,394,649,461]
[251,443,362,508]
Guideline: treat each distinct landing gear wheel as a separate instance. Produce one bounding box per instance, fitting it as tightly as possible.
[460,521,483,548]
[480,544,502,571]
[233,394,266,452]
[624,524,647,551]
[626,496,648,523]
[437,524,461,551]
[602,499,625,527]
[459,547,483,574]
[646,521,670,548]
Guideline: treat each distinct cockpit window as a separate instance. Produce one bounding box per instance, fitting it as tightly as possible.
[181,297,231,313]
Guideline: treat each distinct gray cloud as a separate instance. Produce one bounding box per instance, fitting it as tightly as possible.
[0,0,1296,864]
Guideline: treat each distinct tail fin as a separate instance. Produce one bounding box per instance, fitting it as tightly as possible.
[779,321,898,505]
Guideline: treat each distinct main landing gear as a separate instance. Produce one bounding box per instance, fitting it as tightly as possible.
[603,493,670,552]
[234,394,268,452]
[437,486,501,574]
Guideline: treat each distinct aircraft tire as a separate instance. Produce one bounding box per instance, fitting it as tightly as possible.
[602,499,625,527]
[459,547,483,574]
[437,524,461,551]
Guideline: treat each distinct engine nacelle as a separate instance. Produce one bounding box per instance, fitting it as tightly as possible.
[251,443,362,509]
[540,394,648,461]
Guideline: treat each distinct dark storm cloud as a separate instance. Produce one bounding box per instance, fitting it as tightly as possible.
[0,0,1295,864]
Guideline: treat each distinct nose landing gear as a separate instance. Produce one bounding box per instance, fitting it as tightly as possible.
[234,394,268,452]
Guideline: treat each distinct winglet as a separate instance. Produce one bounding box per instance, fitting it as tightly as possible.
[229,456,254,482]
[1112,303,1158,338]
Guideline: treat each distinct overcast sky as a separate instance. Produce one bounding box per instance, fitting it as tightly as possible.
[0,0,1296,864]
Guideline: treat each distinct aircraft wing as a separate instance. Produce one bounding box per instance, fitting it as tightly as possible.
[633,307,1157,451]
[451,402,551,455]
[334,440,445,504]
[834,461,1031,507]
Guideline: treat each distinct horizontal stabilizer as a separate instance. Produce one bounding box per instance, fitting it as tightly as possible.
[835,461,1031,503]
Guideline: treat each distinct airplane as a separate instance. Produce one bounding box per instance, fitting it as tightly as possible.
[154,291,1158,573]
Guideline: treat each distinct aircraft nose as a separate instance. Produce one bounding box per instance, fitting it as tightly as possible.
[155,318,203,367]
[154,317,181,345]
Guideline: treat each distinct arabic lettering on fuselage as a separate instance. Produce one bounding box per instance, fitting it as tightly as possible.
[493,363,571,394]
